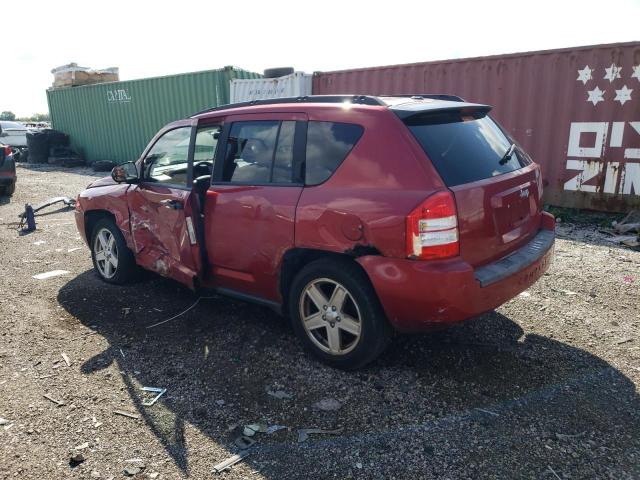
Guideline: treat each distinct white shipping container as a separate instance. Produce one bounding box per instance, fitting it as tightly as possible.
[230,72,312,103]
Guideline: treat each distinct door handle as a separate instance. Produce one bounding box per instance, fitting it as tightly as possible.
[160,199,184,210]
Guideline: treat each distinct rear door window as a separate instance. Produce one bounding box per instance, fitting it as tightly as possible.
[405,112,528,187]
[221,120,296,184]
[305,121,363,185]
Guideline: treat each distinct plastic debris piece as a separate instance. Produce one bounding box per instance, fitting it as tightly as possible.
[124,464,145,476]
[312,398,342,411]
[215,399,225,406]
[75,442,89,450]
[113,409,139,420]
[266,425,286,435]
[243,423,267,437]
[33,270,70,280]
[212,451,251,473]
[69,452,85,467]
[267,389,293,400]
[297,427,344,443]
[61,352,71,367]
[140,387,166,407]
[234,435,256,449]
[43,394,65,406]
[0,417,10,426]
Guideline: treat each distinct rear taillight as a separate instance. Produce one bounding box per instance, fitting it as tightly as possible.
[2,146,11,158]
[406,190,459,260]
[535,166,543,199]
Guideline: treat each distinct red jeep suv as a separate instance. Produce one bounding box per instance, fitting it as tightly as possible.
[75,95,554,369]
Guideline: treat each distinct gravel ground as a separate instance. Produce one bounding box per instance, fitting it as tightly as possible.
[1,165,639,480]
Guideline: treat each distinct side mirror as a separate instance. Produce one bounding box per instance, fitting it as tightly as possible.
[111,162,139,183]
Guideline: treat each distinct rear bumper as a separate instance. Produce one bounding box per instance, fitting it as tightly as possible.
[357,218,555,332]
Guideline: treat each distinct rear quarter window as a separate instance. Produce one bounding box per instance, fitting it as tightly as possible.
[305,121,363,185]
[405,112,529,187]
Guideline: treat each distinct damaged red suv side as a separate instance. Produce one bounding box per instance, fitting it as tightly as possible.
[75,95,555,369]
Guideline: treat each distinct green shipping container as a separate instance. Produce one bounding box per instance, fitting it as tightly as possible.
[46,66,261,164]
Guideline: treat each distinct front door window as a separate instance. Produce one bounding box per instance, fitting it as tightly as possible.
[143,127,192,188]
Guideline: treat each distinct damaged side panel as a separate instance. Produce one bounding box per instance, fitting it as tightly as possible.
[127,185,200,288]
[76,183,135,249]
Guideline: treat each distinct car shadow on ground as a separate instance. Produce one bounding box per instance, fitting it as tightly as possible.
[57,270,640,478]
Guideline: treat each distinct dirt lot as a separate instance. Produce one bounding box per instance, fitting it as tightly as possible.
[1,165,639,480]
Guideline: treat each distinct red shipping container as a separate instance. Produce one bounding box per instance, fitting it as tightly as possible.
[313,42,640,212]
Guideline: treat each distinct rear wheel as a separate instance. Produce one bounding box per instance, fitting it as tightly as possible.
[6,181,15,196]
[90,218,136,284]
[289,258,392,369]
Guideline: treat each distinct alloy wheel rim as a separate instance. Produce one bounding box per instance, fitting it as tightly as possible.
[94,228,118,279]
[299,278,362,355]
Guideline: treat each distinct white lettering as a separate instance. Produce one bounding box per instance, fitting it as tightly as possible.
[624,122,640,159]
[107,89,132,103]
[564,159,602,192]
[567,122,608,158]
[621,163,640,195]
[603,162,620,194]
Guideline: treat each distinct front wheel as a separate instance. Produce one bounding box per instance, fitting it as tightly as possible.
[289,258,392,370]
[90,218,137,284]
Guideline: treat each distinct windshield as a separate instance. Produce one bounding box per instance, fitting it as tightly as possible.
[405,111,529,187]
[1,121,26,130]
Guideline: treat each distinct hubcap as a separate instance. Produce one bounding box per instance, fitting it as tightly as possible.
[93,228,118,279]
[299,278,362,355]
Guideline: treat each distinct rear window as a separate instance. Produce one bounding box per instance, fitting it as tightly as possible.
[405,111,528,187]
[305,121,363,185]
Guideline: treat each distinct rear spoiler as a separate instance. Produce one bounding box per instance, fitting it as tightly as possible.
[390,100,492,120]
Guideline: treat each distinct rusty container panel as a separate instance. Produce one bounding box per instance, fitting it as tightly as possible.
[313,42,640,212]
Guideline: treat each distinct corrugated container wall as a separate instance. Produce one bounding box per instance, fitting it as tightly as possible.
[230,72,312,103]
[47,67,261,164]
[313,42,640,212]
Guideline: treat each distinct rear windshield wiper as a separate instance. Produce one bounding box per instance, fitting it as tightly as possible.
[499,143,517,165]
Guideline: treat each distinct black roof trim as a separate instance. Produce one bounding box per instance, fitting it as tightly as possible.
[190,95,383,117]
[190,94,466,117]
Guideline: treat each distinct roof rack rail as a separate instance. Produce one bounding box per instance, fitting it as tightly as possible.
[379,94,465,102]
[190,95,385,117]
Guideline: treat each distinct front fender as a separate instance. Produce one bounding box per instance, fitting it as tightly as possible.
[77,184,133,249]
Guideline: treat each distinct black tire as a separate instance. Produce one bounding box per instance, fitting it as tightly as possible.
[5,181,15,196]
[90,218,137,284]
[263,67,294,78]
[289,258,392,370]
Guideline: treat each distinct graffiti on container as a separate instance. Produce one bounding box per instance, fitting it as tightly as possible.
[564,121,639,195]
[107,89,132,103]
[578,64,636,106]
[565,63,639,196]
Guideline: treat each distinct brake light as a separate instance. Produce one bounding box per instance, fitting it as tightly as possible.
[3,146,11,158]
[535,166,543,199]
[406,190,459,260]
